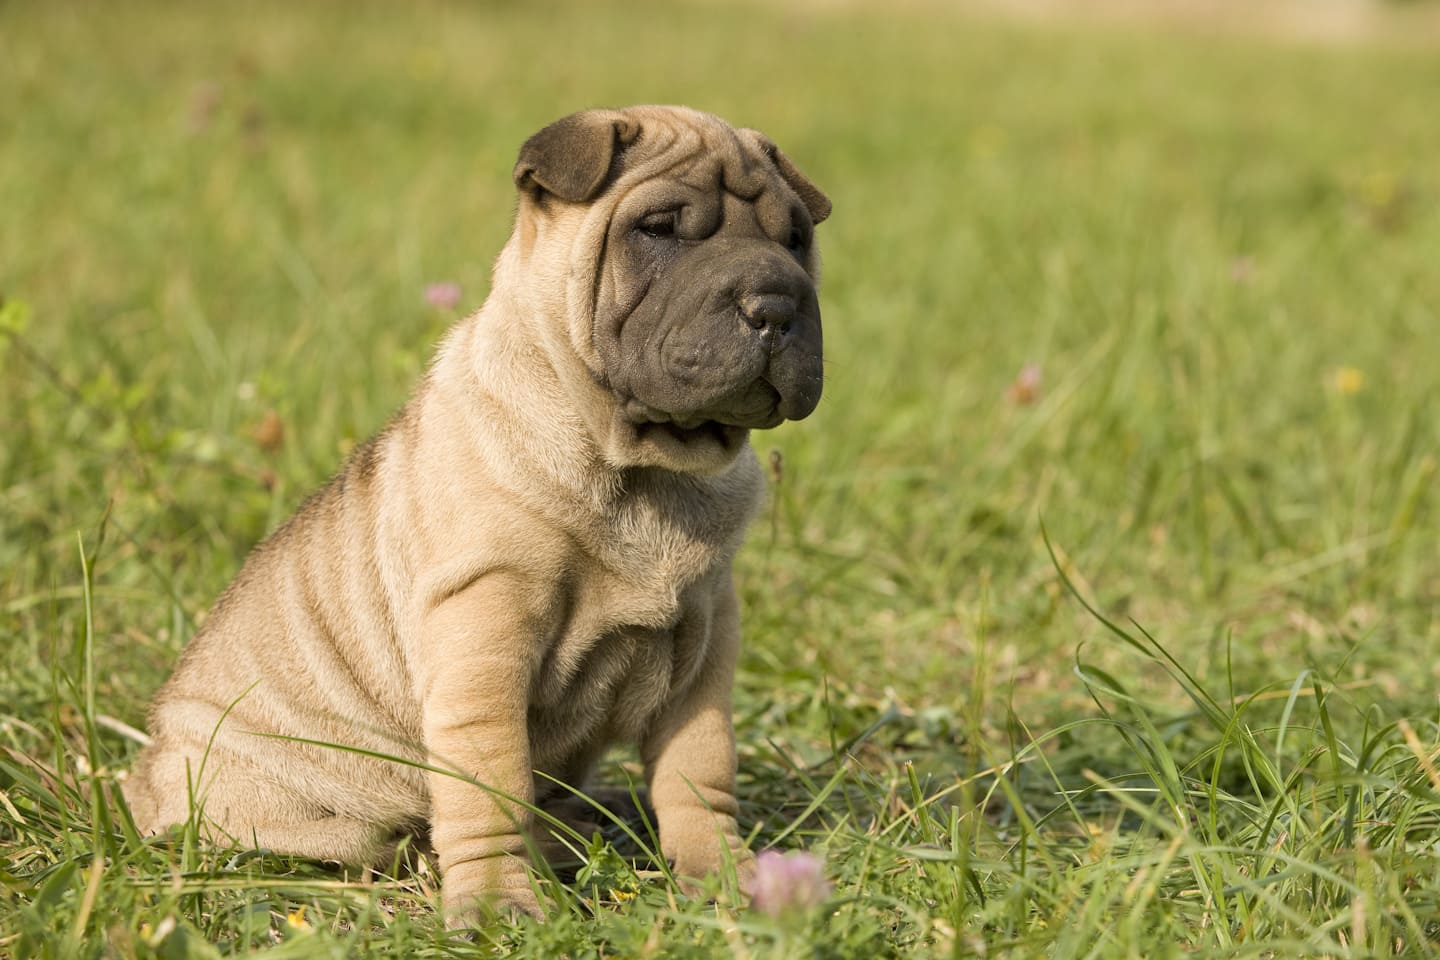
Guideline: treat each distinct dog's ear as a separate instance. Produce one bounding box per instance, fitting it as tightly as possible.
[513,110,641,203]
[745,130,832,225]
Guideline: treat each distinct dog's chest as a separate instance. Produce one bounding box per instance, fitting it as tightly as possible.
[581,469,750,627]
[527,579,716,760]
[528,479,742,749]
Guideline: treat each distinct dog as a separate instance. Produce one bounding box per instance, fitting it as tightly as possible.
[124,105,830,922]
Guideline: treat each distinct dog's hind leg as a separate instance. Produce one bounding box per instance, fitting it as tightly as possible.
[128,740,411,868]
[213,812,399,868]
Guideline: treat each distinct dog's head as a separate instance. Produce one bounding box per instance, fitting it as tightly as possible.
[509,105,830,473]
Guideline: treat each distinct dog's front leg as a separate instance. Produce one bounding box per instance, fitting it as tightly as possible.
[418,574,544,924]
[641,577,753,895]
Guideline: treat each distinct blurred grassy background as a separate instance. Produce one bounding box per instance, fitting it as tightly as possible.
[2,1,1440,953]
[6,0,1436,723]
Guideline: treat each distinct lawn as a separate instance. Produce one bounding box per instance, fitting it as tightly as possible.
[3,1,1439,956]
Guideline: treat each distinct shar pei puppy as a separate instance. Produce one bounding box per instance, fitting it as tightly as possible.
[124,105,831,922]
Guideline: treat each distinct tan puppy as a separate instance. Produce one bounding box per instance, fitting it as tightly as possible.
[125,105,830,922]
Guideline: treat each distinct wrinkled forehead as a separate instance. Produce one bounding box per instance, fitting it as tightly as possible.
[607,113,808,241]
[621,112,785,205]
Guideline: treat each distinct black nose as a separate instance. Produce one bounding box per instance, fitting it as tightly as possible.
[739,294,797,338]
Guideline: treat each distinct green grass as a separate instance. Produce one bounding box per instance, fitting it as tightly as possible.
[4,0,1440,955]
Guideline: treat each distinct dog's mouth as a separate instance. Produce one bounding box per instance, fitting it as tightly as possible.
[644,420,747,451]
[619,386,782,442]
[620,400,745,450]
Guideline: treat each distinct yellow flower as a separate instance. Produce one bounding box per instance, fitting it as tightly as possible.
[1331,367,1365,396]
[286,906,310,931]
[140,917,176,946]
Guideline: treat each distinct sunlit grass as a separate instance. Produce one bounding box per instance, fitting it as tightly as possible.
[3,0,1439,956]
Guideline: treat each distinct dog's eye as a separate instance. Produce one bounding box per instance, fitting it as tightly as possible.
[637,212,678,239]
[786,226,809,253]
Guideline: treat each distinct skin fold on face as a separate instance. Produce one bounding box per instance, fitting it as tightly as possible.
[591,127,824,447]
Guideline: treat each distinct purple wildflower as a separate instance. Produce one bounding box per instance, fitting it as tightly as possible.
[1230,255,1256,283]
[1006,361,1042,405]
[749,849,830,918]
[424,282,462,310]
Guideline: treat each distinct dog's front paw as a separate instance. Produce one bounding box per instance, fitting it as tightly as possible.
[442,856,545,927]
[665,825,753,899]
